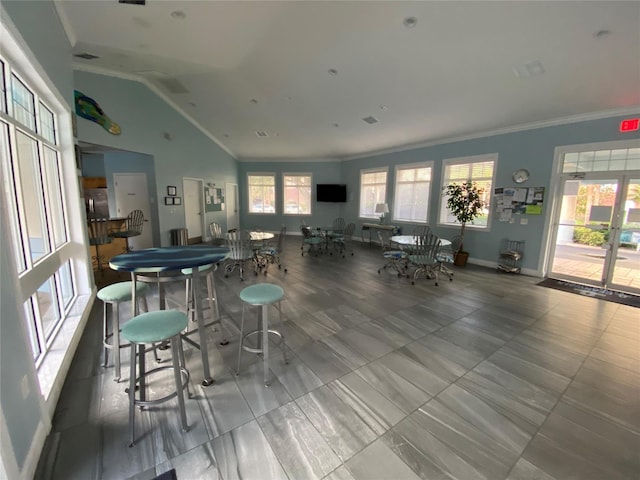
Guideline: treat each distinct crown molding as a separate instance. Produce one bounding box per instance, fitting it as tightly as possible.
[237,157,339,163]
[72,63,237,160]
[53,0,76,47]
[342,106,640,162]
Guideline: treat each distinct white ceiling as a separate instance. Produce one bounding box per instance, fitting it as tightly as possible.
[56,1,640,161]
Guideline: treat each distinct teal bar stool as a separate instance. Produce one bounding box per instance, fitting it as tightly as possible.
[122,309,190,447]
[181,263,229,345]
[236,283,288,386]
[97,281,150,382]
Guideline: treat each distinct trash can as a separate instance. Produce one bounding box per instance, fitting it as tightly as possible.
[170,228,188,246]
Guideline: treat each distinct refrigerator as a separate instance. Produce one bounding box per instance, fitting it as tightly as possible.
[85,188,110,218]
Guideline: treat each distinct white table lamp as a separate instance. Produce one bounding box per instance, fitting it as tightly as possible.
[375,203,389,223]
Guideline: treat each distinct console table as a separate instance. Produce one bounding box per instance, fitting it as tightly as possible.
[361,223,398,244]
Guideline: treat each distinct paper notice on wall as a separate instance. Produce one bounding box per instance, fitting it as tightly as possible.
[514,188,528,202]
[500,209,513,222]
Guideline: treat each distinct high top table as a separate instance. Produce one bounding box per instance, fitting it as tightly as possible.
[110,246,229,386]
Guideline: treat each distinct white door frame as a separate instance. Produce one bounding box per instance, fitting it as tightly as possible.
[183,177,204,243]
[226,182,239,231]
[543,138,640,277]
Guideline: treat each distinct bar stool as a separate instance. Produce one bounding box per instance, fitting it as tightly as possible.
[121,309,190,447]
[98,281,150,382]
[236,283,287,387]
[181,263,229,345]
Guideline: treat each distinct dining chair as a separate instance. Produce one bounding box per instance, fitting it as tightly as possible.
[209,221,225,246]
[110,209,144,252]
[224,230,255,280]
[408,233,441,285]
[88,217,113,272]
[436,235,462,281]
[377,231,408,276]
[412,225,431,237]
[330,222,356,258]
[327,217,346,243]
[301,226,323,256]
[257,225,287,274]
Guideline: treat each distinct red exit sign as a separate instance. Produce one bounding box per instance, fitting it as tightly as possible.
[619,118,639,132]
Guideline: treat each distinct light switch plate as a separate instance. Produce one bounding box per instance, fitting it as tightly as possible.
[521,218,528,225]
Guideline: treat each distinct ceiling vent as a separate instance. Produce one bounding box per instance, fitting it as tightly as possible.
[119,0,146,5]
[74,53,100,60]
[362,116,379,125]
[255,131,269,137]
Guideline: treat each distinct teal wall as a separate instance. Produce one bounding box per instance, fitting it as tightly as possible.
[238,161,344,234]
[341,114,639,271]
[80,153,106,177]
[73,71,238,244]
[1,0,72,471]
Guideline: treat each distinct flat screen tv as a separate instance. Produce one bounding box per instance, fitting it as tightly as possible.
[317,184,347,202]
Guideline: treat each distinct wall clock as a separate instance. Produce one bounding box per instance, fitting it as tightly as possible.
[512,168,530,184]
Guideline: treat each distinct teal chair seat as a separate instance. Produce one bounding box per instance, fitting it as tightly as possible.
[239,284,284,306]
[98,281,149,302]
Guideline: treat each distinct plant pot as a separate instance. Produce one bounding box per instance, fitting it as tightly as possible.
[454,251,469,266]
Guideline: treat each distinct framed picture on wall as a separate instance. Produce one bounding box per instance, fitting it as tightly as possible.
[164,197,173,205]
[173,197,182,205]
[167,186,177,196]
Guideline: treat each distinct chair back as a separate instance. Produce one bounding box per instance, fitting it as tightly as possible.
[412,225,431,237]
[301,225,314,239]
[450,235,463,254]
[275,225,286,253]
[209,222,224,245]
[225,230,253,261]
[377,230,394,251]
[126,210,144,235]
[343,222,356,240]
[88,217,112,245]
[411,233,441,265]
[332,217,346,233]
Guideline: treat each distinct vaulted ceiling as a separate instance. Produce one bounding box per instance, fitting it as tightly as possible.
[57,1,640,160]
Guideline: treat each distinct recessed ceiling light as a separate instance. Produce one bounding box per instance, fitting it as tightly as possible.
[170,10,186,19]
[328,69,338,76]
[594,29,611,39]
[403,17,417,28]
[362,116,379,125]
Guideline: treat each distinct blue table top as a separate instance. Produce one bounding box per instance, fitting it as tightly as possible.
[109,246,229,273]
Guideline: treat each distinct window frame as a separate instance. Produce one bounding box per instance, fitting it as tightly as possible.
[282,172,312,216]
[438,154,497,231]
[247,172,277,215]
[359,167,388,219]
[392,161,433,224]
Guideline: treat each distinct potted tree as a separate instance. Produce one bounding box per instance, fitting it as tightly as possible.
[443,182,486,266]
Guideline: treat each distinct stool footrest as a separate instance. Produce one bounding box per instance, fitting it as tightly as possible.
[131,366,190,407]
[241,329,283,354]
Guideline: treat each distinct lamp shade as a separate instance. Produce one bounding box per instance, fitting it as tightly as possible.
[375,203,389,214]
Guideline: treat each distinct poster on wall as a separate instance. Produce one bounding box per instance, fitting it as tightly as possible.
[495,186,544,222]
[204,185,225,212]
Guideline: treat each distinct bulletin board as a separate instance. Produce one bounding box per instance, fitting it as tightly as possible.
[494,186,545,222]
[204,185,225,212]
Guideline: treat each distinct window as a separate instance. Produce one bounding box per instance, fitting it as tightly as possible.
[1,51,76,366]
[393,162,433,223]
[439,155,496,228]
[283,174,311,215]
[359,168,387,218]
[248,174,276,213]
[562,147,640,173]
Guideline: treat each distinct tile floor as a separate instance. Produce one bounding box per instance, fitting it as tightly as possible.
[35,237,639,480]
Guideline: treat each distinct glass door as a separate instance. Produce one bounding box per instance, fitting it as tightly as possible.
[549,175,640,293]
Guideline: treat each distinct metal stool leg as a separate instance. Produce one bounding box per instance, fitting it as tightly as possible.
[236,303,246,375]
[102,302,109,368]
[171,337,189,432]
[278,301,288,365]
[113,301,122,381]
[206,270,229,345]
[262,304,270,386]
[127,343,137,447]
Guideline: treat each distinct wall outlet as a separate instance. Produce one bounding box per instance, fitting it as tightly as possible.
[520,218,528,225]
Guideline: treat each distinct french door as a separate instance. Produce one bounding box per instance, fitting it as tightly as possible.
[548,174,640,293]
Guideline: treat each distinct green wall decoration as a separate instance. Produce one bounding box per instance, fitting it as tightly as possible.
[74,90,121,135]
[204,185,224,212]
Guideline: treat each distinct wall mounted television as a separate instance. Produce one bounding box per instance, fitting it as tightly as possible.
[316,184,347,202]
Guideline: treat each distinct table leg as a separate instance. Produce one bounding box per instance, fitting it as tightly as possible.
[192,269,215,386]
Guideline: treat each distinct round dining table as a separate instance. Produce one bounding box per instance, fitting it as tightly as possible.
[110,245,229,386]
[390,235,451,247]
